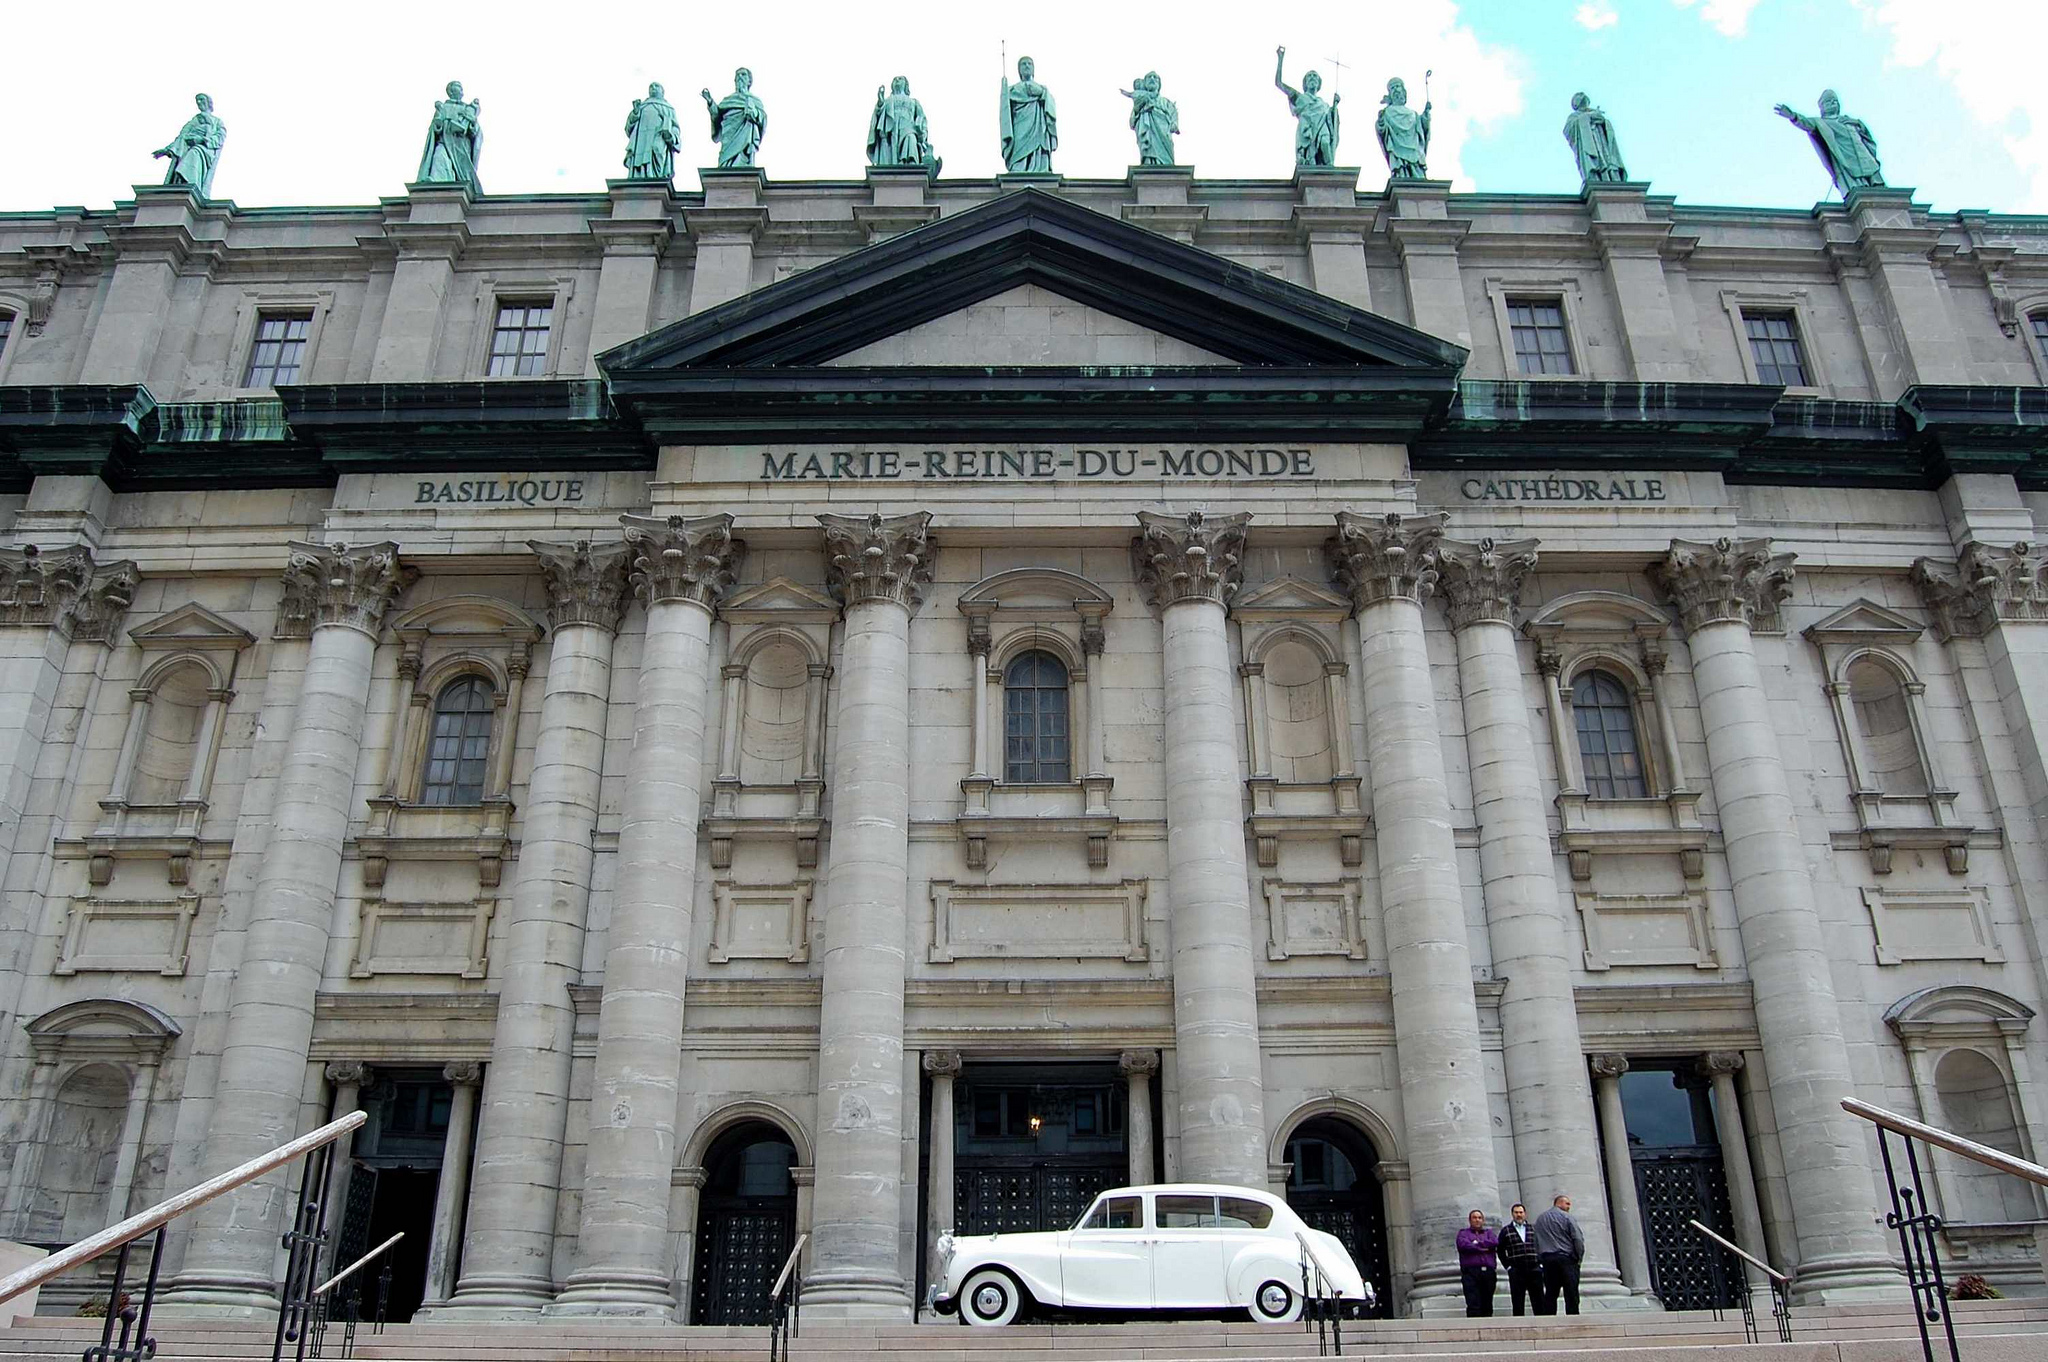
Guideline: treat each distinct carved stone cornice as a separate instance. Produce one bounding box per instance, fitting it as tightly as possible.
[1650,537,1795,636]
[921,1050,963,1078]
[443,1060,484,1087]
[529,539,632,634]
[1118,1050,1161,1078]
[1435,536,1540,630]
[277,542,413,639]
[0,545,140,643]
[1325,511,1448,612]
[1587,1053,1630,1081]
[1700,1050,1745,1076]
[1911,540,2046,642]
[621,513,744,610]
[1131,510,1250,613]
[818,511,934,612]
[324,1060,374,1088]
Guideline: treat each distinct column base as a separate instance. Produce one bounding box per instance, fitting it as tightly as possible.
[155,1274,279,1317]
[1788,1253,1908,1306]
[413,1275,554,1320]
[543,1268,676,1319]
[799,1269,912,1320]
[1577,1265,1659,1310]
[1403,1267,1469,1318]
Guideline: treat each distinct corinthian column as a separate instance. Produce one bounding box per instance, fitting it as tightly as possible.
[1651,537,1896,1301]
[1435,537,1629,1305]
[168,543,411,1311]
[552,515,742,1317]
[441,540,631,1316]
[1132,510,1267,1187]
[1326,512,1499,1315]
[803,512,932,1319]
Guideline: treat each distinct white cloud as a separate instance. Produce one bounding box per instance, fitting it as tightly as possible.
[1575,2,1620,30]
[1671,0,1765,37]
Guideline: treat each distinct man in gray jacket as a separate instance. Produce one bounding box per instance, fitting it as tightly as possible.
[1533,1193,1586,1315]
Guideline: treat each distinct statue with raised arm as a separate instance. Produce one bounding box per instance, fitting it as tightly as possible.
[1274,47,1339,167]
[869,76,941,176]
[703,69,766,169]
[1563,92,1627,184]
[1375,76,1431,179]
[153,93,225,197]
[999,56,1057,173]
[416,81,483,193]
[623,83,681,182]
[1775,89,1883,194]
[1121,72,1179,167]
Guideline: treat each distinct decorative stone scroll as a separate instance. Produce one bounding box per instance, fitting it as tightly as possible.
[1131,509,1250,611]
[0,544,140,642]
[621,512,744,608]
[922,1049,963,1078]
[1117,1050,1159,1078]
[1911,540,2046,642]
[276,541,413,638]
[1434,536,1539,630]
[529,539,632,633]
[1325,511,1448,612]
[444,1060,484,1088]
[818,511,934,610]
[1650,537,1795,635]
[1588,1053,1630,1081]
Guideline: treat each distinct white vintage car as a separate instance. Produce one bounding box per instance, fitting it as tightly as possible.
[932,1183,1371,1326]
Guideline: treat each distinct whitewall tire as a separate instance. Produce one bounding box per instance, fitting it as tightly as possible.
[959,1267,1024,1326]
[1249,1278,1301,1324]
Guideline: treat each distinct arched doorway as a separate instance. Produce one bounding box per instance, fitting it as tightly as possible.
[1283,1118,1393,1317]
[691,1121,798,1325]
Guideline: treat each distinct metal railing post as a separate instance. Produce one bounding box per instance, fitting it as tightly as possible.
[1875,1125,1960,1362]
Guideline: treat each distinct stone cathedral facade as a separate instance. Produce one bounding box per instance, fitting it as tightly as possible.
[0,165,2045,1322]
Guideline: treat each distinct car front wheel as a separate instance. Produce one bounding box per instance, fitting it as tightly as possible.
[1249,1278,1301,1324]
[959,1267,1023,1326]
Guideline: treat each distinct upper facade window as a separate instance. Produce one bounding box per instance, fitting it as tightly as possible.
[1743,310,1810,387]
[419,676,494,805]
[242,312,312,387]
[0,310,13,355]
[487,301,553,377]
[1508,298,1575,376]
[1004,649,1071,784]
[1572,669,1649,799]
[2032,313,2048,366]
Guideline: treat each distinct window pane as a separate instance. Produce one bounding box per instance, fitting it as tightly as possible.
[243,312,314,387]
[1082,1195,1143,1230]
[2033,314,2048,364]
[0,311,12,351]
[1218,1197,1274,1229]
[1509,299,1576,376]
[1571,669,1649,799]
[420,677,495,804]
[1744,311,1810,387]
[1155,1195,1218,1229]
[488,301,552,377]
[1002,649,1071,783]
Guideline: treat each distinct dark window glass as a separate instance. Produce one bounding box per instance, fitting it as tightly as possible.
[1156,1194,1219,1229]
[1507,299,1575,375]
[0,311,13,354]
[1744,311,1811,387]
[242,313,312,387]
[1617,1067,1718,1148]
[2033,314,2048,365]
[1218,1196,1275,1229]
[1081,1195,1143,1230]
[969,1087,1032,1138]
[1572,669,1649,799]
[487,301,554,377]
[420,676,494,805]
[1003,649,1070,784]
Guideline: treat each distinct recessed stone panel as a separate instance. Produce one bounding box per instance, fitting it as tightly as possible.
[927,879,1148,963]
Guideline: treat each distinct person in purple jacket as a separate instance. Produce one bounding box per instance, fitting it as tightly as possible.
[1457,1208,1500,1317]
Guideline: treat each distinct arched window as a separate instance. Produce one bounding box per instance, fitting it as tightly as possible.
[419,676,494,805]
[1003,650,1070,784]
[1572,669,1648,799]
[1846,658,1928,796]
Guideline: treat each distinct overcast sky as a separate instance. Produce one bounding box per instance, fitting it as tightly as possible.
[9,0,2042,215]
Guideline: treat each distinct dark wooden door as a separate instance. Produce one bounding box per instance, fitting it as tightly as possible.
[1634,1150,1739,1310]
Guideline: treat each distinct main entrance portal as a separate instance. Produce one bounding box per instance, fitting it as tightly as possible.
[1619,1066,1740,1311]
[953,1061,1131,1236]
[691,1122,799,1325]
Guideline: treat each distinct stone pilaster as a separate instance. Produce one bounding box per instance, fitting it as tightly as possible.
[804,512,930,1318]
[440,540,629,1317]
[553,516,741,1317]
[168,544,409,1311]
[923,1050,962,1292]
[1650,538,1898,1301]
[322,1060,373,1275]
[1699,1051,1771,1285]
[425,1062,484,1305]
[1326,511,1499,1313]
[1132,510,1267,1188]
[1588,1055,1651,1294]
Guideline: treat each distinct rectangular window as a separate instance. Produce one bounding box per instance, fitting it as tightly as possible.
[1080,1195,1143,1231]
[0,311,13,355]
[1155,1194,1219,1229]
[241,313,312,387]
[1744,310,1811,387]
[1507,298,1575,375]
[487,301,553,377]
[2033,313,2048,366]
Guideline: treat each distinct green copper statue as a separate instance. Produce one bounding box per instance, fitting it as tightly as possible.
[1375,77,1431,179]
[416,82,482,193]
[1121,72,1179,167]
[1000,57,1057,174]
[1274,47,1339,167]
[703,69,766,169]
[153,93,225,197]
[1563,92,1627,184]
[624,83,681,182]
[869,77,941,176]
[1775,89,1884,194]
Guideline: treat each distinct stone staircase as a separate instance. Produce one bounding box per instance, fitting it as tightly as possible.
[3,1300,2047,1362]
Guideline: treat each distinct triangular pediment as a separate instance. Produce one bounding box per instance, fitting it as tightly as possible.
[1803,598,1925,644]
[720,576,840,624]
[825,285,1238,367]
[1231,576,1355,622]
[128,601,256,650]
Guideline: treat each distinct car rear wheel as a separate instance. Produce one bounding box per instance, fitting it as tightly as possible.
[1249,1278,1301,1324]
[959,1267,1023,1326]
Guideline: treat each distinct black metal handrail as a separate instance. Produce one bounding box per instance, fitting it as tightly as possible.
[766,1232,807,1362]
[308,1233,402,1360]
[1295,1232,1346,1357]
[1687,1219,1791,1344]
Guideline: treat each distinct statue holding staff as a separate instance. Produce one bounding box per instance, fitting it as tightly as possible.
[1274,47,1340,167]
[153,93,226,197]
[1000,55,1057,174]
[1775,89,1884,194]
[623,83,681,182]
[1563,92,1627,184]
[869,76,941,176]
[1121,71,1179,167]
[703,69,766,169]
[416,81,482,193]
[1375,76,1431,179]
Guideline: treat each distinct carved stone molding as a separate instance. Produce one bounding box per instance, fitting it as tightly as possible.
[1911,540,2046,642]
[529,539,632,633]
[1118,1050,1160,1078]
[1651,537,1795,635]
[1131,509,1250,612]
[1435,536,1540,630]
[443,1060,484,1087]
[0,545,140,642]
[1587,1053,1630,1081]
[277,542,413,638]
[922,1050,963,1078]
[325,1060,374,1088]
[818,511,934,611]
[621,512,745,609]
[1325,511,1448,612]
[1700,1050,1745,1076]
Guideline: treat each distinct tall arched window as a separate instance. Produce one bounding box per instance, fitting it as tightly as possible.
[1572,669,1648,799]
[1003,650,1070,784]
[1846,658,1929,796]
[420,676,494,805]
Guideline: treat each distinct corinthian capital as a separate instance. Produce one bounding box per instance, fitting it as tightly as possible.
[818,511,934,611]
[1435,536,1540,630]
[0,545,140,643]
[1325,511,1448,612]
[277,542,413,639]
[1131,509,1250,613]
[1911,540,2045,642]
[1650,537,1794,635]
[529,539,633,634]
[621,513,743,610]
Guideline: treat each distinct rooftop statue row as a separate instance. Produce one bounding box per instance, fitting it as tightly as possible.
[145,77,1889,202]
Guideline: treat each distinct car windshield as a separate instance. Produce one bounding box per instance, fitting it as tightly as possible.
[1075,1194,1143,1230]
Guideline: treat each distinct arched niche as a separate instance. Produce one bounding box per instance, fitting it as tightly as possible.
[673,1100,814,1323]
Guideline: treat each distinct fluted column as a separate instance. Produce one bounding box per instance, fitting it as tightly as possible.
[168,543,411,1311]
[923,1050,961,1293]
[1132,510,1267,1187]
[1120,1050,1159,1185]
[1326,512,1499,1314]
[803,512,932,1318]
[553,516,742,1317]
[1436,537,1629,1305]
[441,540,631,1316]
[1700,1052,1771,1287]
[424,1062,483,1305]
[1589,1055,1651,1293]
[1651,538,1897,1301]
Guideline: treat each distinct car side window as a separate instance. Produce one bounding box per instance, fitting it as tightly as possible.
[1081,1195,1143,1230]
[1155,1194,1219,1228]
[1217,1196,1274,1229]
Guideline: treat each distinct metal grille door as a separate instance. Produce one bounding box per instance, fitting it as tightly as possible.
[1635,1153,1739,1310]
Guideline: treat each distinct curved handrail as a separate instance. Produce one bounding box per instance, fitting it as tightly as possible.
[314,1232,403,1299]
[1843,1099,2048,1188]
[0,1109,367,1307]
[1687,1219,1790,1285]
